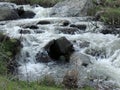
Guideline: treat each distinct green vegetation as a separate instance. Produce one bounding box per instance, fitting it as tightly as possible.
[0,76,61,90]
[100,8,120,25]
[0,75,95,90]
[88,0,120,26]
[0,33,21,75]
[81,86,95,90]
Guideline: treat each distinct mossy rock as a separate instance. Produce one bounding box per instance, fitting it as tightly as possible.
[0,33,21,75]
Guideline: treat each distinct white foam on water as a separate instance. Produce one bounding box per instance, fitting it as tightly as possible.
[0,4,120,89]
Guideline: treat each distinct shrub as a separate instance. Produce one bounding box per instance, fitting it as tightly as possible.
[100,8,120,26]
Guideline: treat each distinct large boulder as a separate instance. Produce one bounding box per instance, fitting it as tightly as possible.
[0,2,20,21]
[44,37,74,62]
[0,7,19,21]
[50,0,93,17]
[17,6,35,19]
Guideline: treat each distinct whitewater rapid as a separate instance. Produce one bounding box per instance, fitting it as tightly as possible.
[0,4,120,89]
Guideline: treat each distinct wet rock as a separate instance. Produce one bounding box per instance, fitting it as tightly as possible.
[0,34,21,74]
[44,37,74,62]
[20,11,35,18]
[70,52,92,67]
[7,39,21,74]
[34,30,44,34]
[24,25,39,29]
[85,48,106,58]
[100,27,120,35]
[62,69,78,89]
[35,51,52,63]
[0,7,19,21]
[32,4,40,8]
[70,24,87,30]
[50,0,93,17]
[17,6,35,18]
[79,41,90,48]
[37,20,51,25]
[60,20,70,26]
[55,27,82,34]
[19,29,31,34]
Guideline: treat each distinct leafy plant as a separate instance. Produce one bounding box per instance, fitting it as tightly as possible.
[100,8,120,25]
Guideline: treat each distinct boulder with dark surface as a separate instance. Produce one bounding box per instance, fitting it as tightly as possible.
[24,25,39,29]
[37,20,51,25]
[70,24,87,31]
[17,6,35,19]
[44,37,74,62]
[100,27,120,35]
[59,20,70,26]
[19,29,31,34]
[50,0,93,17]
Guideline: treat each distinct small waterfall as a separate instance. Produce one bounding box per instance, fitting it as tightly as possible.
[0,3,120,89]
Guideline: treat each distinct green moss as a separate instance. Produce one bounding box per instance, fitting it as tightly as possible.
[1,38,20,57]
[0,33,21,75]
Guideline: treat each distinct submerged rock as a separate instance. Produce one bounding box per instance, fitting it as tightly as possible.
[85,48,106,58]
[35,51,52,63]
[70,52,92,67]
[19,29,31,34]
[70,24,87,31]
[55,27,82,34]
[44,37,74,62]
[50,0,93,17]
[24,25,39,29]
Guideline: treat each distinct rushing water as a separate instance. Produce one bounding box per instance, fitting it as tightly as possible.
[0,4,120,89]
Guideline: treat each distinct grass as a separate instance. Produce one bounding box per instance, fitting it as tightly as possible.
[0,76,62,90]
[100,8,120,25]
[0,75,95,90]
[88,0,120,26]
